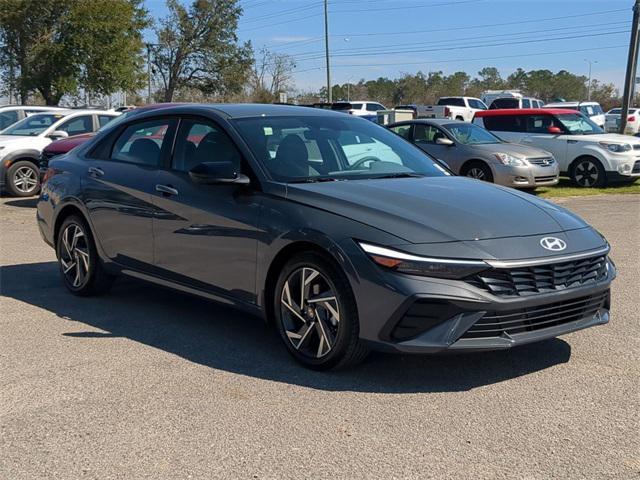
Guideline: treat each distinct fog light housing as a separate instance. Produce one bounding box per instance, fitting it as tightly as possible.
[618,163,632,173]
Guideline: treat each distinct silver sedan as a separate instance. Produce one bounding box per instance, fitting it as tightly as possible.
[388,119,559,188]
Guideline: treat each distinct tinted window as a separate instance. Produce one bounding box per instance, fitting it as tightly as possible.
[172,119,241,172]
[522,99,531,108]
[482,115,525,132]
[350,103,364,110]
[608,108,621,115]
[524,114,558,133]
[111,119,172,166]
[58,115,93,135]
[98,115,116,128]
[233,115,448,181]
[0,110,19,130]
[437,97,465,107]
[490,98,519,109]
[366,103,385,112]
[389,124,412,139]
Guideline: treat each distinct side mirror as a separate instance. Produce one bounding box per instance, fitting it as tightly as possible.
[49,130,69,140]
[189,161,250,185]
[547,126,562,134]
[435,137,454,146]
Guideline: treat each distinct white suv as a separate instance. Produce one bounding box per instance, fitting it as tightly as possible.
[0,109,119,196]
[474,108,640,187]
[0,105,66,131]
[346,101,386,117]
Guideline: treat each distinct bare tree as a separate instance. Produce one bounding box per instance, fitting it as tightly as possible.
[251,47,295,101]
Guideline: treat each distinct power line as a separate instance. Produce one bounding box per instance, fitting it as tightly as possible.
[292,44,628,74]
[331,0,482,14]
[241,2,323,24]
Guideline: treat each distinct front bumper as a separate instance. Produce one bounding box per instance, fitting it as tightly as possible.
[340,239,615,354]
[492,162,559,188]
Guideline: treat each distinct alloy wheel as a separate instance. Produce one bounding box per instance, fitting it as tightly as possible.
[280,267,340,359]
[13,166,38,193]
[574,160,599,187]
[59,224,91,288]
[467,167,486,180]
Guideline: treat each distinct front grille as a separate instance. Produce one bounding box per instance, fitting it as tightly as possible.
[528,157,555,166]
[467,255,607,297]
[633,160,640,173]
[534,175,557,183]
[461,291,609,339]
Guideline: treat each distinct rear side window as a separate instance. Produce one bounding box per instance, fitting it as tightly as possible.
[389,124,412,139]
[366,103,385,112]
[482,115,525,132]
[110,119,173,167]
[522,99,531,108]
[490,98,519,109]
[437,97,465,107]
[98,115,116,128]
[0,110,19,130]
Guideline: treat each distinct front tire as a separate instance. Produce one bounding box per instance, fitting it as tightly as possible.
[462,161,494,183]
[274,252,368,370]
[56,215,114,296]
[6,161,40,197]
[570,157,606,187]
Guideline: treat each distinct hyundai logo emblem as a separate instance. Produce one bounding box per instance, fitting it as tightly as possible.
[540,237,567,251]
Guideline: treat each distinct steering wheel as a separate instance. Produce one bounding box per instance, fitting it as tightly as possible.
[349,156,382,170]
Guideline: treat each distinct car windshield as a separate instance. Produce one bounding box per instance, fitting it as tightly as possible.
[555,113,603,135]
[444,123,501,145]
[233,115,450,182]
[1,113,65,136]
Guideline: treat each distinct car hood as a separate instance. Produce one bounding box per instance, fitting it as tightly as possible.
[471,142,552,158]
[0,135,30,145]
[578,133,640,144]
[285,176,588,244]
[44,132,95,154]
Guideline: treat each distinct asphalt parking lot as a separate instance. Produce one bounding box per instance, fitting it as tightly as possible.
[1,194,639,480]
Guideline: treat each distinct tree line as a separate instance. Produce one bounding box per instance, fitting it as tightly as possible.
[0,0,620,109]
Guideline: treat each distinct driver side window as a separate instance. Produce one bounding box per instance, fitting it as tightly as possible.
[414,124,441,144]
[172,118,241,173]
[58,115,94,136]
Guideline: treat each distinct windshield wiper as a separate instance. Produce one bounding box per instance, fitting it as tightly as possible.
[288,177,340,183]
[370,172,425,179]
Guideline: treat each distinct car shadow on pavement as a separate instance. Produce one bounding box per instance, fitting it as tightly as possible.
[3,198,39,208]
[2,261,572,393]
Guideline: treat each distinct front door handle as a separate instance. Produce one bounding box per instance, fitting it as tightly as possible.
[155,184,179,196]
[88,166,104,177]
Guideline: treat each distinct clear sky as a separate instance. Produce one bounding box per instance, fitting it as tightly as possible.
[145,0,633,94]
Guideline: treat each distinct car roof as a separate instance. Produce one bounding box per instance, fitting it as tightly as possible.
[475,108,580,117]
[125,103,353,120]
[545,101,599,107]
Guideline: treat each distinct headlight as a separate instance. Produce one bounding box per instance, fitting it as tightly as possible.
[494,153,526,166]
[358,242,490,279]
[599,142,632,153]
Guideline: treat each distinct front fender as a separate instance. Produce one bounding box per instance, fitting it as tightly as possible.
[573,144,614,171]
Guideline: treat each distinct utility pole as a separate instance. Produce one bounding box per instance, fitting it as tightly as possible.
[146,43,152,104]
[620,0,640,134]
[585,59,597,101]
[324,0,332,103]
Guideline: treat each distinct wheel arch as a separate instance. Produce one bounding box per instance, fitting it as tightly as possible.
[568,153,607,173]
[2,149,41,169]
[460,158,493,174]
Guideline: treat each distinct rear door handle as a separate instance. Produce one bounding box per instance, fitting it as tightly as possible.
[155,184,179,196]
[88,166,104,177]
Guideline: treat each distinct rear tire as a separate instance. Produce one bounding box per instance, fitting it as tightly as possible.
[6,161,40,197]
[462,161,494,183]
[56,215,114,296]
[274,252,368,370]
[570,157,606,187]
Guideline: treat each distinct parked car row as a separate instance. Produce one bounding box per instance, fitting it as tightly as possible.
[0,109,120,196]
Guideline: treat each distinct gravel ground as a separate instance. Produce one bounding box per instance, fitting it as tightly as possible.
[1,194,639,480]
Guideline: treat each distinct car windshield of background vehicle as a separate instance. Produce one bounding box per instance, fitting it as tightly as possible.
[233,115,450,182]
[445,123,502,145]
[2,113,64,136]
[555,113,603,135]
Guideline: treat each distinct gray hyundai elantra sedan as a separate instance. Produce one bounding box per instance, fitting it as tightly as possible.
[36,104,615,370]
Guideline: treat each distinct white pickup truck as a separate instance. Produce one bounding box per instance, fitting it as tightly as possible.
[423,97,488,122]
